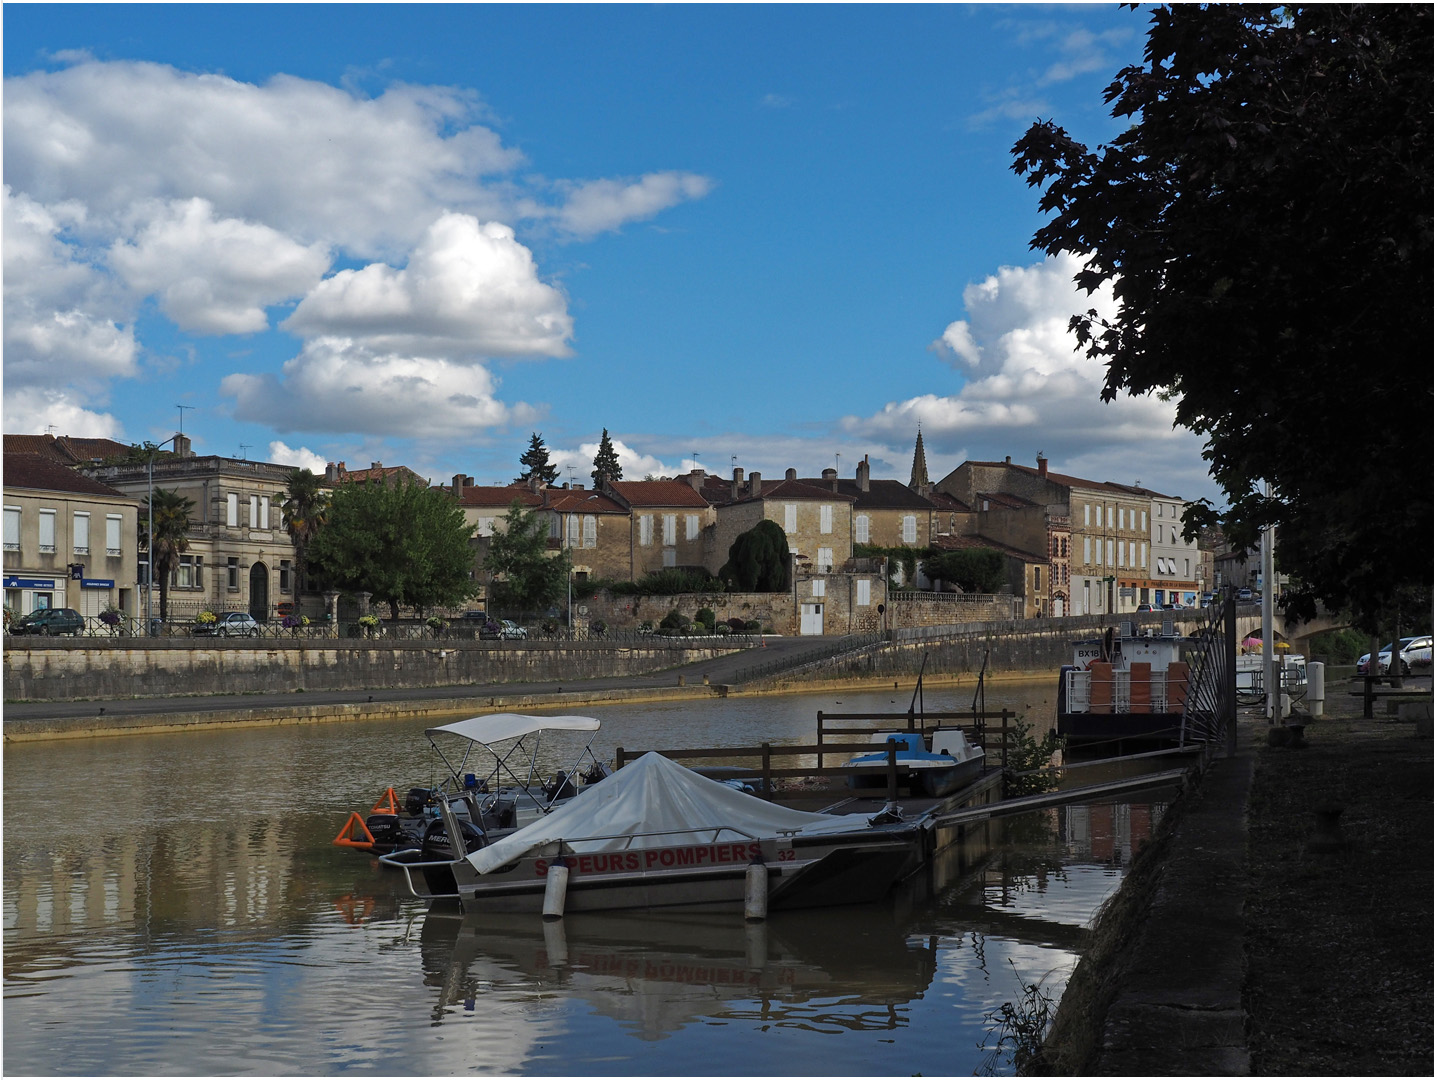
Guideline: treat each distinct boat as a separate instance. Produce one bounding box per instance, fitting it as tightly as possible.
[334,713,611,857]
[842,729,986,798]
[1235,651,1308,706]
[1056,624,1197,748]
[380,750,925,915]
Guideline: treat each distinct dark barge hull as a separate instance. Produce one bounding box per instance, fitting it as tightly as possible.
[1056,711,1186,748]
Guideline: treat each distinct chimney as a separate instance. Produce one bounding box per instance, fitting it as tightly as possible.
[749,471,762,498]
[786,468,798,481]
[173,434,192,459]
[857,455,870,493]
[822,467,837,491]
[1037,455,1049,479]
[451,473,465,496]
[371,461,382,472]
[527,476,543,493]
[685,468,705,493]
[732,467,744,501]
[1004,455,1011,464]
[326,462,338,483]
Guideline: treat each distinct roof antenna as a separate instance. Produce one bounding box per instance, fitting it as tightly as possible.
[238,444,250,460]
[176,403,194,437]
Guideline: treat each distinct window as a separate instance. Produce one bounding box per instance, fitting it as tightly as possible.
[1141,543,1147,570]
[639,515,653,546]
[1034,566,1042,590]
[817,547,833,572]
[1170,526,1178,546]
[228,557,240,590]
[812,579,826,598]
[1084,503,1091,527]
[784,504,797,533]
[73,513,90,555]
[106,515,122,556]
[1117,542,1125,568]
[1185,558,1191,579]
[1157,503,1163,518]
[1141,511,1147,531]
[3,507,19,552]
[662,514,676,546]
[583,515,596,548]
[1107,505,1114,529]
[855,514,870,543]
[249,495,259,527]
[662,548,676,568]
[1106,539,1114,566]
[819,505,833,534]
[686,514,699,541]
[1084,537,1092,565]
[260,495,270,531]
[227,493,239,527]
[280,560,292,592]
[1130,542,1136,568]
[176,555,195,589]
[39,509,56,553]
[856,579,871,607]
[567,514,580,546]
[902,515,917,544]
[548,515,561,540]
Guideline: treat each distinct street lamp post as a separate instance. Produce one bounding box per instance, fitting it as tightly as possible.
[145,435,180,636]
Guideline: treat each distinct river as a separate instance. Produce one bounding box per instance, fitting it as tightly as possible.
[3,680,1173,1075]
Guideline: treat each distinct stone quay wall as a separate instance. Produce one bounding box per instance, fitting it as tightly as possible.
[3,639,743,703]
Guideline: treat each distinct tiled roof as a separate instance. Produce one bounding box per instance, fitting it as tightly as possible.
[797,477,933,510]
[448,485,626,514]
[965,459,1179,500]
[606,479,710,508]
[928,490,972,513]
[931,532,1045,563]
[975,490,1037,510]
[3,452,130,498]
[3,433,133,465]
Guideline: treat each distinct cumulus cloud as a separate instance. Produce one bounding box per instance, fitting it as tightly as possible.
[843,253,1215,499]
[221,337,538,438]
[266,441,328,474]
[549,433,679,483]
[546,172,714,238]
[108,199,330,334]
[3,386,125,439]
[283,214,572,358]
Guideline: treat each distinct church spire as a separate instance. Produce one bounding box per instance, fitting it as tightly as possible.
[909,428,931,493]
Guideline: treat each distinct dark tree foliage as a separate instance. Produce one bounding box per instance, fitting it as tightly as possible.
[724,519,790,592]
[591,428,623,485]
[307,477,478,618]
[482,500,572,613]
[140,488,194,621]
[924,548,1007,594]
[1011,4,1433,632]
[275,468,328,594]
[515,432,559,486]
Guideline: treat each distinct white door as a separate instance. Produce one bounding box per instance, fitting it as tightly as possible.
[800,603,824,635]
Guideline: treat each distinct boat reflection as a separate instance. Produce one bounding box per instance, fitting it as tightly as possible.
[417,908,939,1039]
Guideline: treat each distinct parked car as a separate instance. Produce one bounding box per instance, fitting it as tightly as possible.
[480,618,528,640]
[1136,603,1156,612]
[12,607,84,635]
[1236,587,1254,602]
[460,610,489,622]
[1357,636,1433,676]
[194,612,260,638]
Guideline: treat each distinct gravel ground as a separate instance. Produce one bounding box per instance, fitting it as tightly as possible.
[1244,709,1433,1075]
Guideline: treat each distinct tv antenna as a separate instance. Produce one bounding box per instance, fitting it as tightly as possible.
[176,404,194,436]
[238,444,250,460]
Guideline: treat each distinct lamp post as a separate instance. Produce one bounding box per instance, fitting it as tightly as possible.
[145,435,180,636]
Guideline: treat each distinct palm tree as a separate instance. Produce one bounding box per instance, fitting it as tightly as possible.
[141,488,194,622]
[277,468,329,594]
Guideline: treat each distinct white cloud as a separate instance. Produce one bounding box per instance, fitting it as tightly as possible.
[283,213,572,358]
[844,253,1216,500]
[108,199,330,334]
[546,172,714,238]
[2,386,125,439]
[220,337,538,438]
[549,433,679,483]
[266,441,328,474]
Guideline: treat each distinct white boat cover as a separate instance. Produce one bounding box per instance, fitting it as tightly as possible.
[427,713,601,744]
[468,751,875,875]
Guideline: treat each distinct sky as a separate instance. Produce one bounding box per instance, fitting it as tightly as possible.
[2,3,1220,503]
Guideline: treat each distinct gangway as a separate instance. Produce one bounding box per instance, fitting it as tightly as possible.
[926,767,1190,830]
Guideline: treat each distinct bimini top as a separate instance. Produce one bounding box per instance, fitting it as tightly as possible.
[426,713,601,745]
[468,750,875,875]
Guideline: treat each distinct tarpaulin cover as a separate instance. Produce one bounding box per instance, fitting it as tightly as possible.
[468,751,874,875]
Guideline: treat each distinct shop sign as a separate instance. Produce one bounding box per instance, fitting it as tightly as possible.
[3,577,56,589]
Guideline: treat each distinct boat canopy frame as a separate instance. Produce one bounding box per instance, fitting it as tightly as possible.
[423,713,606,816]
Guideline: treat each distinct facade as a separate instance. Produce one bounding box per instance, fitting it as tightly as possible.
[928,532,1049,618]
[603,476,715,578]
[802,458,934,566]
[702,469,856,579]
[4,452,139,619]
[1146,490,1204,605]
[83,436,304,623]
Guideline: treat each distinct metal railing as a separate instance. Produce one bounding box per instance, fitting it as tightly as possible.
[727,632,886,685]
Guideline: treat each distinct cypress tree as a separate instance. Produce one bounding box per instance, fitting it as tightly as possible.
[591,428,623,485]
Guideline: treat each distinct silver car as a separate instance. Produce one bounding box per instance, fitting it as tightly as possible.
[195,612,260,638]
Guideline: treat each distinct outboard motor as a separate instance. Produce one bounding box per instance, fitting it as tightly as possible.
[364,814,407,852]
[404,787,432,816]
[420,817,486,859]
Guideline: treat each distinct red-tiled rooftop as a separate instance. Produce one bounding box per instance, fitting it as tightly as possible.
[606,479,711,508]
[3,452,131,498]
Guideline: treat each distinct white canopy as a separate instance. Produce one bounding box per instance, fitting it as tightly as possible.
[427,713,601,745]
[468,750,874,875]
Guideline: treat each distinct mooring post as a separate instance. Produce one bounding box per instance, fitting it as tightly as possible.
[761,742,772,800]
[886,741,899,806]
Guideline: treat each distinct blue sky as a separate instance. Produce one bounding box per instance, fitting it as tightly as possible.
[3,3,1219,502]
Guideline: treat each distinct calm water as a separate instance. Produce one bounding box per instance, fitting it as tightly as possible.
[3,683,1169,1075]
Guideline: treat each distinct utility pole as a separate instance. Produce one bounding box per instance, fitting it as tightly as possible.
[1261,481,1277,725]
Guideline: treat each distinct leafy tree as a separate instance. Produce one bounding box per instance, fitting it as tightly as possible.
[924,548,1006,593]
[591,427,623,485]
[482,500,572,613]
[275,468,329,594]
[1010,4,1432,633]
[723,519,789,591]
[140,488,194,621]
[307,477,477,618]
[515,432,559,486]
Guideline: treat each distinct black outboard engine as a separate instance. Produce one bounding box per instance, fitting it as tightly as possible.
[420,817,486,859]
[364,814,408,852]
[404,787,431,816]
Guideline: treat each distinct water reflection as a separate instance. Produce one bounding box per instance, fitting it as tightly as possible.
[4,683,1172,1076]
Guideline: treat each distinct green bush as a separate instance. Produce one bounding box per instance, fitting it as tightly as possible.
[1308,627,1367,664]
[606,569,727,596]
[745,620,763,633]
[695,607,716,630]
[1003,718,1065,798]
[659,608,691,632]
